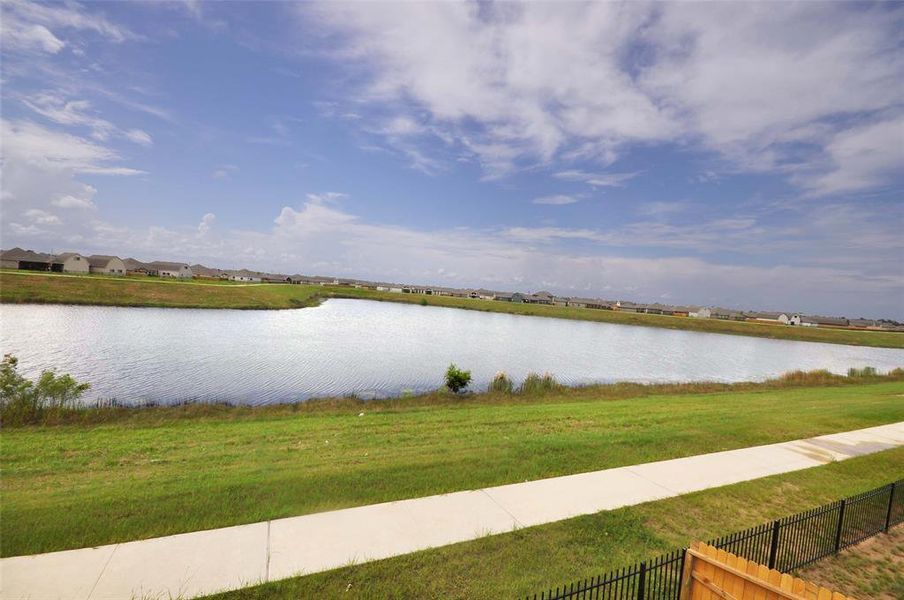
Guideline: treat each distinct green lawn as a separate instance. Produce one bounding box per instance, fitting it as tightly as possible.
[3,381,903,557]
[2,270,902,348]
[205,448,904,600]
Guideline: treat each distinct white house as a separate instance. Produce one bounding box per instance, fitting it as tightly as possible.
[748,311,790,325]
[86,255,126,275]
[688,306,712,318]
[226,269,261,282]
[149,261,193,278]
[55,252,90,274]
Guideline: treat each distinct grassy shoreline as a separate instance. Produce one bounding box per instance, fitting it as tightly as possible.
[3,379,903,557]
[6,368,904,428]
[2,270,902,347]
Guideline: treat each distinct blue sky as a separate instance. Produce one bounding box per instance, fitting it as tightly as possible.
[1,1,902,318]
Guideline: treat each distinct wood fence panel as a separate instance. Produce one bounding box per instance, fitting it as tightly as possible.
[681,542,856,600]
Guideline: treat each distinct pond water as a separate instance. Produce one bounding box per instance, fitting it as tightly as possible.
[1,300,902,405]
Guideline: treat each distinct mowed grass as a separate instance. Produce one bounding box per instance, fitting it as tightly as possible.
[205,448,904,600]
[0,271,323,309]
[2,271,903,348]
[3,382,903,557]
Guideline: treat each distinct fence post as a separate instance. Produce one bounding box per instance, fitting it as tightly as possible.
[833,499,846,552]
[637,561,646,600]
[767,520,781,569]
[885,482,897,532]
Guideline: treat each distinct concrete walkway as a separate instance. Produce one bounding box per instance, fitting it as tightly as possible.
[3,422,902,600]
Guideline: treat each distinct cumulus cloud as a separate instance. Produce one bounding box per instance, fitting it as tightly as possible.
[24,208,61,225]
[306,1,903,193]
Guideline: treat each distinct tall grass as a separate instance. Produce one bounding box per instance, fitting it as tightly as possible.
[518,372,564,395]
[4,366,902,428]
[488,372,514,393]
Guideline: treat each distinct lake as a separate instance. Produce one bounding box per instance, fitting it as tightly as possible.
[1,299,902,405]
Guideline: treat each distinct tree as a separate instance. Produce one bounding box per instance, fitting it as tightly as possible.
[444,363,472,393]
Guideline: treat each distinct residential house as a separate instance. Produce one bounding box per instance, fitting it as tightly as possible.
[525,291,555,305]
[225,269,261,282]
[800,315,849,328]
[123,258,152,275]
[1,247,57,271]
[191,264,224,279]
[688,306,711,318]
[87,255,126,275]
[849,318,880,329]
[149,261,193,278]
[54,252,90,273]
[747,311,791,325]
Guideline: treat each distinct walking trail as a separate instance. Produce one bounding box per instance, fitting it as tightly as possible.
[2,422,902,600]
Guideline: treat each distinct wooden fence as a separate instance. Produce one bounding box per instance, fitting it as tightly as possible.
[680,541,852,600]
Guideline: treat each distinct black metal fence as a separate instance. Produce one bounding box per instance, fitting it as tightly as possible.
[525,479,902,600]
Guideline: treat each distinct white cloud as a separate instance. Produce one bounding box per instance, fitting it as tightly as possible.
[554,170,639,188]
[793,116,904,197]
[307,2,903,193]
[197,213,216,235]
[24,208,61,225]
[52,187,97,210]
[21,93,155,146]
[533,194,579,206]
[1,119,145,176]
[124,129,153,146]
[0,0,133,61]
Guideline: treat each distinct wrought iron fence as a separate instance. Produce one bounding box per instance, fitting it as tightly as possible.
[525,479,902,600]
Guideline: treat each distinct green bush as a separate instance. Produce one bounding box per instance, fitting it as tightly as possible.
[444,363,472,393]
[519,372,563,394]
[487,372,514,393]
[0,354,90,425]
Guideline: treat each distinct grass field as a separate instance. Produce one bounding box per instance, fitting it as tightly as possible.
[2,270,902,348]
[204,449,904,600]
[3,380,903,558]
[796,526,904,600]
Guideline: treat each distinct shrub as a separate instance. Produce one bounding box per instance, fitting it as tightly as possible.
[0,354,91,425]
[444,363,472,393]
[419,298,428,306]
[487,372,514,393]
[519,372,563,394]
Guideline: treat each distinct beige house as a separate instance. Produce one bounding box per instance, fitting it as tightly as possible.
[149,261,193,278]
[55,252,90,273]
[87,255,126,275]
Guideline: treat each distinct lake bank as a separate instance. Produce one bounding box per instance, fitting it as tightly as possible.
[2,271,902,348]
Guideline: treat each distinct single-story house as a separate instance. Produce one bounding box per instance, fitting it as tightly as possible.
[54,252,90,273]
[191,264,225,279]
[710,308,747,321]
[469,289,498,300]
[800,315,849,328]
[747,311,791,325]
[123,258,152,275]
[849,318,879,329]
[1,247,57,271]
[670,306,692,317]
[225,269,261,282]
[149,261,193,278]
[687,306,711,319]
[87,255,126,275]
[615,301,641,313]
[524,291,555,305]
